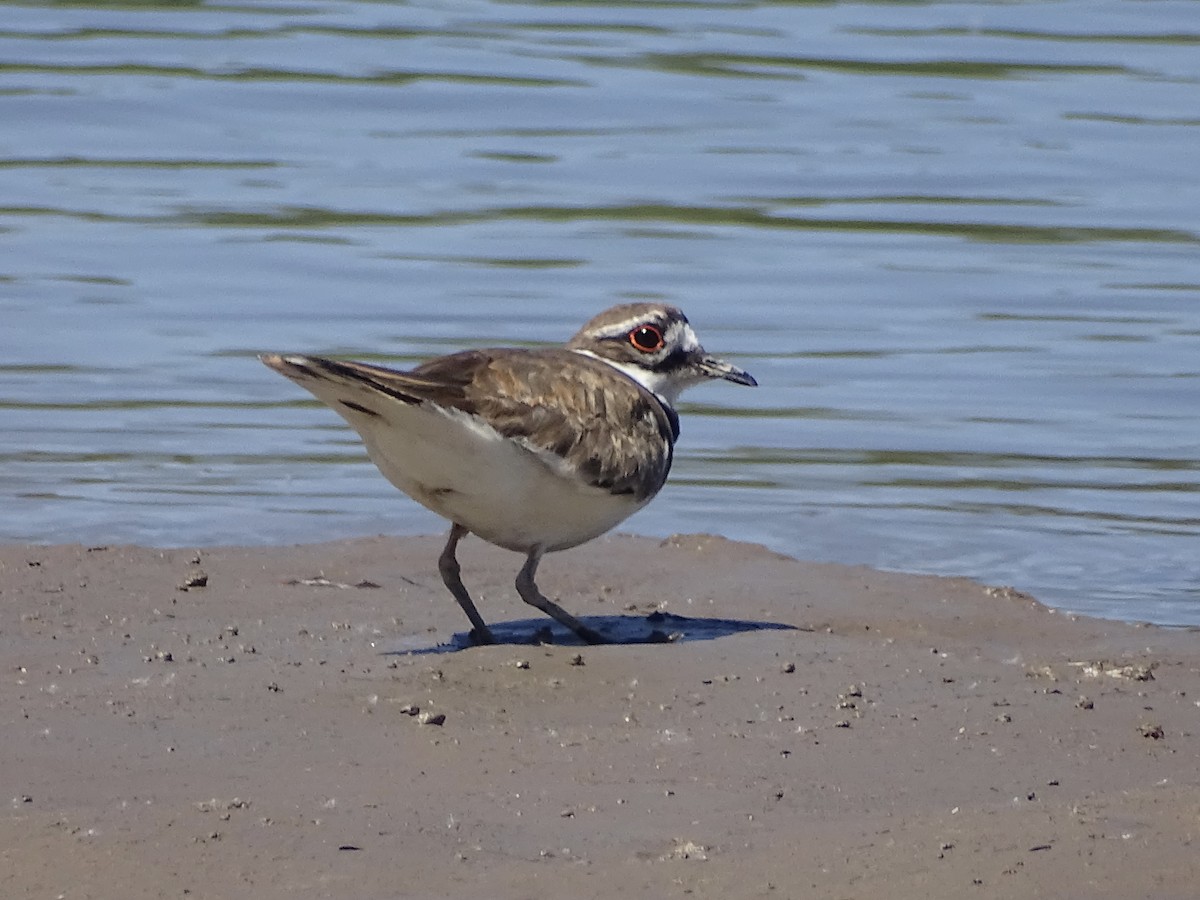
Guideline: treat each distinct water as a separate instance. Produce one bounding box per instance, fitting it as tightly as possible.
[1,0,1197,625]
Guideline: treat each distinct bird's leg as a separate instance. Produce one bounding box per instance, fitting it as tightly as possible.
[437,523,495,645]
[515,548,607,645]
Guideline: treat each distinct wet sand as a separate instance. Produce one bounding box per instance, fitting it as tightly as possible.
[3,534,1198,899]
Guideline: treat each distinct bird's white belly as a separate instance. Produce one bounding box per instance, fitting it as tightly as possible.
[352,402,646,553]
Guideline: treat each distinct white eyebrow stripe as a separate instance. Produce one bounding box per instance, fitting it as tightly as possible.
[665,321,699,351]
[589,309,684,340]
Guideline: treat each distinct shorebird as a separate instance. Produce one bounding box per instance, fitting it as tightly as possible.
[261,303,756,644]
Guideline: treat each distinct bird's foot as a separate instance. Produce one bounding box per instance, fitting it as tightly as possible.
[573,624,608,645]
[468,626,497,646]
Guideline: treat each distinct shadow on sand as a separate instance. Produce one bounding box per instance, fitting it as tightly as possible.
[386,611,802,655]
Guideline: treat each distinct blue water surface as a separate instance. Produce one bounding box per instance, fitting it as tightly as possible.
[1,0,1197,624]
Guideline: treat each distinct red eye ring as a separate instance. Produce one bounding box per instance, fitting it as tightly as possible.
[628,324,665,353]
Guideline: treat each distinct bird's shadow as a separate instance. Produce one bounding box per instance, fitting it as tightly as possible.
[385,611,801,656]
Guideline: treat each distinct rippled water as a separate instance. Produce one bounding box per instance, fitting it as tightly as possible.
[1,0,1198,624]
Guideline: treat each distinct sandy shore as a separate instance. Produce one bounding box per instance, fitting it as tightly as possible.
[3,533,1198,899]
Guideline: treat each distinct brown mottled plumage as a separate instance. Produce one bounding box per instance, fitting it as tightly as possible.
[415,348,677,501]
[261,303,755,645]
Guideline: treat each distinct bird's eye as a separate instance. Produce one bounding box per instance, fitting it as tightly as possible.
[628,325,665,353]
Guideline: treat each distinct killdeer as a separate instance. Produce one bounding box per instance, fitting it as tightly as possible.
[261,303,756,645]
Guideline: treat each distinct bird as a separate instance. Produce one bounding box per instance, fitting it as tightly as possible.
[260,302,756,645]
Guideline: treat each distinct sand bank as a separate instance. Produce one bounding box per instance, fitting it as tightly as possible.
[3,535,1197,898]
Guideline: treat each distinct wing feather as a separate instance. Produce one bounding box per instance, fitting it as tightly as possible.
[275,349,675,501]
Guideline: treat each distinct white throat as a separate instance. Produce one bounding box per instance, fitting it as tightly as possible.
[571,349,687,406]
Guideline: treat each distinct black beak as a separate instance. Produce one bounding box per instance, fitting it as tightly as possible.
[696,354,757,387]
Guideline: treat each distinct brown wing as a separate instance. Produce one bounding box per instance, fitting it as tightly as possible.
[284,349,675,501]
[418,349,676,501]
